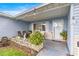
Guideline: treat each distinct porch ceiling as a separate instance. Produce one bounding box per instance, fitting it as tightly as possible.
[15,4,70,22]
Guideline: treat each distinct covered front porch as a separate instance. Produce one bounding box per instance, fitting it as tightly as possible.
[16,4,70,42]
[15,3,71,56]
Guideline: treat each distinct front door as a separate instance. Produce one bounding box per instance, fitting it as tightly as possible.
[53,20,64,41]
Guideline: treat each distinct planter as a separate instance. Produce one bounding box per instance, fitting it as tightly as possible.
[11,37,43,52]
[7,40,38,56]
[28,42,43,52]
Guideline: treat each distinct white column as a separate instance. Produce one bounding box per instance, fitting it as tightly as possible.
[68,4,74,55]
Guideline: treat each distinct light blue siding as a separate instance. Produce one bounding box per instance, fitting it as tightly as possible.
[0,16,28,37]
[72,4,79,55]
[73,4,79,35]
[49,20,52,31]
[67,4,79,55]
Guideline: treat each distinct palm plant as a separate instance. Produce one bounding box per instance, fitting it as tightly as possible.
[60,31,67,40]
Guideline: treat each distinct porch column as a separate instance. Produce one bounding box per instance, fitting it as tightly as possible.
[67,4,74,55]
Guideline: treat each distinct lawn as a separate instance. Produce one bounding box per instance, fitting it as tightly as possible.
[0,47,27,56]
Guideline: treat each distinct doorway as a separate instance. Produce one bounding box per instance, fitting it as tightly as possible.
[53,19,64,41]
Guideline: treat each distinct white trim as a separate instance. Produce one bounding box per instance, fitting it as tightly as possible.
[0,12,13,18]
[68,4,74,55]
[35,4,70,15]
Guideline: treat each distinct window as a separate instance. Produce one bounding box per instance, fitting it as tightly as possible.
[33,23,46,31]
[41,24,46,31]
[33,24,36,30]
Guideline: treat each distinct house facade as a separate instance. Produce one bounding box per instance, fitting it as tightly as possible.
[0,3,79,56]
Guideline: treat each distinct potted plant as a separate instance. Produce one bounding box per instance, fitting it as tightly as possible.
[60,31,67,40]
[28,31,44,52]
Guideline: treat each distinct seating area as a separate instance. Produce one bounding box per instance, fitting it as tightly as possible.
[17,31,32,38]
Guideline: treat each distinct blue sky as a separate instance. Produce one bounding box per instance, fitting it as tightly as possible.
[0,3,42,16]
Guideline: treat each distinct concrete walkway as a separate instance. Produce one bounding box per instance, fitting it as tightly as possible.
[37,40,68,56]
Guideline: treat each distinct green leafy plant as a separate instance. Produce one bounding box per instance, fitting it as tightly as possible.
[60,31,67,40]
[28,31,44,45]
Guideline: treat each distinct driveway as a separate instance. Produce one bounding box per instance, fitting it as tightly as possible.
[37,40,68,56]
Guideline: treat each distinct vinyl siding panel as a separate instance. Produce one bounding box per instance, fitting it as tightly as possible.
[0,16,28,38]
[70,4,79,55]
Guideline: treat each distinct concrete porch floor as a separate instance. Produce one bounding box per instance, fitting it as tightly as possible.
[37,40,68,56]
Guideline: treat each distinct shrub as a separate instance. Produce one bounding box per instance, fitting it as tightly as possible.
[60,31,67,40]
[28,31,44,45]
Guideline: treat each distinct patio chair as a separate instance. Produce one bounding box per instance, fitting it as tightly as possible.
[26,31,32,38]
[17,31,23,37]
[22,31,26,36]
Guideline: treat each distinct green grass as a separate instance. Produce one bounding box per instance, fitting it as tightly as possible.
[0,48,27,56]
